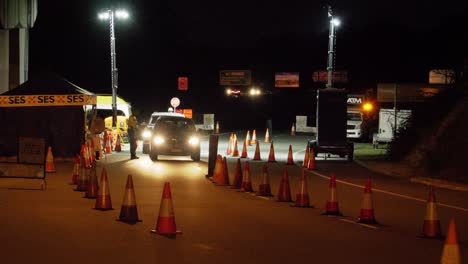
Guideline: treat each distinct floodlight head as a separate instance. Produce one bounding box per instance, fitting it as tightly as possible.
[98,12,110,20]
[332,18,341,27]
[115,10,129,19]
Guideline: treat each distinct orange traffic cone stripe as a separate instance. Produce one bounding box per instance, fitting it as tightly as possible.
[45,146,56,173]
[264,128,270,143]
[268,142,276,162]
[118,174,141,223]
[230,158,243,189]
[286,145,294,165]
[323,173,342,216]
[441,219,460,263]
[246,130,251,146]
[211,155,223,183]
[257,163,273,196]
[232,138,239,157]
[302,145,310,168]
[251,130,257,144]
[277,166,292,202]
[294,169,311,207]
[421,186,442,238]
[241,161,254,192]
[240,140,248,158]
[307,148,316,170]
[357,178,377,224]
[94,167,113,210]
[151,182,182,236]
[253,141,261,160]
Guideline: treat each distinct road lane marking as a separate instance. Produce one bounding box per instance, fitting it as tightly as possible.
[311,171,468,212]
[340,219,379,230]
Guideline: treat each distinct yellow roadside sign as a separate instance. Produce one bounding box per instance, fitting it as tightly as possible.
[0,94,97,107]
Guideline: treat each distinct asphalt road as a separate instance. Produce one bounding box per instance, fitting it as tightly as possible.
[0,132,466,263]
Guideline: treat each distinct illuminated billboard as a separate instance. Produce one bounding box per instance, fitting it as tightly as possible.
[275,72,299,88]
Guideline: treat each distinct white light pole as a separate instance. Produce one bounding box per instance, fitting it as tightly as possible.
[326,6,340,89]
[98,9,129,128]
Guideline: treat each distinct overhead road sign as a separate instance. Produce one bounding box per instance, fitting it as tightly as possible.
[219,70,252,86]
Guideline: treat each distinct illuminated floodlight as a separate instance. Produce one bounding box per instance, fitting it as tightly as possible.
[115,10,129,19]
[363,103,373,112]
[98,12,110,20]
[331,18,341,27]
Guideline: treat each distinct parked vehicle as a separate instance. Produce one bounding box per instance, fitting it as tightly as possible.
[374,108,412,143]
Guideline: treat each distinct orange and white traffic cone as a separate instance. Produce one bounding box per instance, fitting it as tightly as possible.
[323,173,342,216]
[151,182,182,237]
[215,156,229,186]
[230,158,243,189]
[277,166,292,202]
[240,140,248,158]
[74,155,89,192]
[441,219,461,264]
[357,178,377,224]
[232,138,239,157]
[71,154,80,185]
[257,163,273,197]
[291,123,296,136]
[210,155,223,183]
[246,130,251,146]
[81,144,91,168]
[241,161,254,192]
[45,146,56,173]
[264,128,270,143]
[114,134,122,152]
[226,134,233,155]
[253,141,261,161]
[421,186,442,239]
[94,167,113,210]
[307,148,316,170]
[251,129,257,144]
[302,144,310,168]
[294,169,311,207]
[118,174,141,223]
[215,121,220,134]
[105,131,112,154]
[84,163,99,199]
[268,142,276,162]
[286,145,294,165]
[89,139,96,162]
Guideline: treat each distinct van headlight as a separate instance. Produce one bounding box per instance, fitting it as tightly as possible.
[153,136,165,145]
[142,130,152,139]
[188,136,200,145]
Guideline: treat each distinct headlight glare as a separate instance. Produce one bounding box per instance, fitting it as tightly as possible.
[188,137,200,145]
[153,136,164,144]
[142,130,152,139]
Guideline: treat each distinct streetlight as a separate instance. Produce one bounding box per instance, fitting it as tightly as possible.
[98,8,129,128]
[326,6,340,89]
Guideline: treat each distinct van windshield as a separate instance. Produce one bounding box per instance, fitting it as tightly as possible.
[155,118,195,132]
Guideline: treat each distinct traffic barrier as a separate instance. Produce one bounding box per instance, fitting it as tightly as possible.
[302,143,310,168]
[230,158,243,189]
[277,167,292,202]
[267,142,276,162]
[257,163,273,196]
[94,167,113,210]
[291,123,296,136]
[45,146,56,173]
[286,145,294,165]
[241,161,254,192]
[264,128,270,143]
[74,155,89,192]
[226,134,233,155]
[323,173,342,216]
[215,121,220,134]
[421,186,442,239]
[118,174,141,223]
[114,134,122,152]
[440,219,460,264]
[211,155,223,183]
[253,141,261,160]
[307,148,316,170]
[294,169,311,207]
[246,130,251,146]
[357,178,377,224]
[240,140,248,158]
[71,154,80,185]
[232,138,239,157]
[84,163,99,199]
[151,182,182,237]
[251,129,257,144]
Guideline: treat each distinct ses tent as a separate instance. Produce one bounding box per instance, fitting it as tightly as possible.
[0,73,96,157]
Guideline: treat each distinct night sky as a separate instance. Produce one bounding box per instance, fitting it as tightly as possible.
[28,0,468,124]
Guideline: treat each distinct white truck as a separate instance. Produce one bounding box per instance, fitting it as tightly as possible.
[346,110,364,139]
[374,108,412,143]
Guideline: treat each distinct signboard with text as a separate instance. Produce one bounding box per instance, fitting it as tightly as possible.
[219,70,252,86]
[275,72,299,88]
[0,94,96,107]
[312,71,348,83]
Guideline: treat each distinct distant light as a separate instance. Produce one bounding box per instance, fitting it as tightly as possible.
[331,18,341,27]
[226,88,232,95]
[115,10,129,19]
[98,12,110,20]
